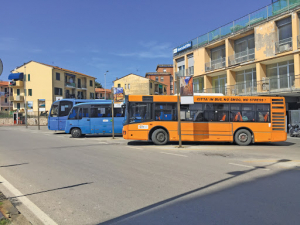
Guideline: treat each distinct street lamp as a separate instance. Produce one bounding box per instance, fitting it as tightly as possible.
[104,70,109,99]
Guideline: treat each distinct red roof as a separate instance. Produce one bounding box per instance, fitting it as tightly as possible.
[95,88,111,93]
[0,81,9,86]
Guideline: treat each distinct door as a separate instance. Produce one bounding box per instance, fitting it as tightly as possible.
[219,77,226,94]
[58,101,73,130]
[49,102,59,130]
[77,108,91,134]
[90,105,112,134]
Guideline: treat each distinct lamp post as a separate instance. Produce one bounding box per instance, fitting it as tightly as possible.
[24,65,28,128]
[104,70,109,100]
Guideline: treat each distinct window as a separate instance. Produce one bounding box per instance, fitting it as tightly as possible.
[277,17,292,42]
[4,88,7,92]
[17,103,20,110]
[128,84,130,89]
[28,89,32,96]
[90,93,95,99]
[129,102,153,123]
[161,77,164,82]
[155,77,158,81]
[155,103,177,121]
[90,105,112,117]
[28,74,31,81]
[230,104,256,122]
[257,104,270,122]
[114,108,124,117]
[170,85,173,90]
[78,79,81,88]
[56,73,60,80]
[163,69,167,72]
[125,84,127,89]
[17,89,20,96]
[150,83,152,89]
[90,80,93,87]
[5,98,7,103]
[50,103,59,117]
[118,84,121,87]
[54,87,63,95]
[164,87,166,92]
[68,107,79,119]
[59,101,73,117]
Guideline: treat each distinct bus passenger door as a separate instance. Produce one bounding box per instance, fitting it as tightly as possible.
[58,101,73,131]
[49,102,59,130]
[77,108,91,134]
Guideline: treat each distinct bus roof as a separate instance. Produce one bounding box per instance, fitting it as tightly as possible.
[52,99,108,104]
[74,101,112,106]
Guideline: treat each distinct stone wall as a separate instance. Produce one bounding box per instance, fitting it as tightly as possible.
[0,118,47,126]
[0,118,14,125]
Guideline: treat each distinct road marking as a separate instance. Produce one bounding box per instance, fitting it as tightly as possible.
[160,152,188,157]
[0,174,58,225]
[98,142,108,144]
[126,146,143,150]
[229,163,270,170]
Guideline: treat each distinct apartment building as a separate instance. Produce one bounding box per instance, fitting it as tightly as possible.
[8,61,96,111]
[145,64,174,95]
[173,0,300,110]
[0,81,13,111]
[95,88,112,99]
[114,73,167,95]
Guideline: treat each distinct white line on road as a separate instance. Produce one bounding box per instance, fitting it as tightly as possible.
[98,142,108,144]
[126,146,143,150]
[160,152,188,157]
[229,163,270,170]
[0,174,58,225]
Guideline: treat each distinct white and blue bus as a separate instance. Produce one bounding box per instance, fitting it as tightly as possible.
[65,102,124,138]
[48,99,106,131]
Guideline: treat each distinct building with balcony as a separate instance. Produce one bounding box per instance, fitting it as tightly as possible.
[95,88,112,99]
[0,81,13,111]
[113,73,167,95]
[8,61,96,111]
[173,0,300,111]
[145,64,174,95]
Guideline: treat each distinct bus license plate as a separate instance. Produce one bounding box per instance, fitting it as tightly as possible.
[138,125,148,129]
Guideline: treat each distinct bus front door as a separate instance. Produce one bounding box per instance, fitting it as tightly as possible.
[48,102,59,130]
[78,108,91,134]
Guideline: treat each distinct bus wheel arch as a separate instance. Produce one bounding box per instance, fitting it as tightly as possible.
[149,126,169,145]
[71,127,82,138]
[233,127,254,146]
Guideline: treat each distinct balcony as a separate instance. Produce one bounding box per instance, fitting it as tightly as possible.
[228,49,255,66]
[227,81,257,96]
[65,82,76,88]
[275,37,293,54]
[205,86,227,95]
[175,70,185,77]
[9,96,24,102]
[0,102,13,107]
[77,84,87,89]
[186,66,194,76]
[9,80,24,87]
[205,57,226,72]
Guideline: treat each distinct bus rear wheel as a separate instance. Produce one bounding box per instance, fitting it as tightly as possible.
[152,129,168,145]
[234,129,252,146]
[71,128,82,138]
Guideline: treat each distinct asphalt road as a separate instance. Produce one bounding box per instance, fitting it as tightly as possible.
[0,126,299,225]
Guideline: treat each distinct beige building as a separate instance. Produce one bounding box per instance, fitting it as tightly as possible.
[113,73,167,95]
[9,61,96,112]
[173,1,300,111]
[0,81,13,111]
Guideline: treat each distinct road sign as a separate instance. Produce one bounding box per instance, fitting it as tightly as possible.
[0,59,3,76]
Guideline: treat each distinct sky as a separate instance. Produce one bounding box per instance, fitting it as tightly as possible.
[0,0,271,88]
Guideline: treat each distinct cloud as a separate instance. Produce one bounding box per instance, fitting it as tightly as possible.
[113,41,172,59]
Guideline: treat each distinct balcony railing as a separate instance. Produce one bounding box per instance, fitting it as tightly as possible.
[174,0,300,57]
[65,82,76,88]
[186,66,194,76]
[227,81,258,96]
[228,48,255,66]
[9,96,24,101]
[0,102,13,107]
[9,81,24,87]
[275,37,293,54]
[205,86,227,95]
[175,70,185,77]
[205,57,226,72]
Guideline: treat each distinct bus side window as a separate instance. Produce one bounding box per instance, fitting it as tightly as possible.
[82,108,89,118]
[50,103,59,117]
[78,108,83,120]
[257,104,270,122]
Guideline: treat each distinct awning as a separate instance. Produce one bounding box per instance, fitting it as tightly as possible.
[8,73,24,80]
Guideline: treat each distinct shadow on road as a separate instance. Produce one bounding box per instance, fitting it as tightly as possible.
[100,159,300,225]
[0,163,29,168]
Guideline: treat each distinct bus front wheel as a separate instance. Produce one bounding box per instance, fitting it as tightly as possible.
[71,128,82,138]
[234,129,252,146]
[152,129,168,145]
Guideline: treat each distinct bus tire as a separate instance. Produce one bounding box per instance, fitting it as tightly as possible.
[234,129,252,146]
[71,128,82,138]
[152,129,168,145]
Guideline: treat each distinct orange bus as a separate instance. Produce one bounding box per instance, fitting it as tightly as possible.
[122,95,287,146]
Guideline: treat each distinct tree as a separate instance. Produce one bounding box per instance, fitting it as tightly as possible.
[95,81,103,88]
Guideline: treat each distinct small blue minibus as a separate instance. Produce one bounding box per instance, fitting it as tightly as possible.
[65,101,124,138]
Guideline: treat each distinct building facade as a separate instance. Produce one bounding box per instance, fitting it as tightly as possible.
[0,81,13,111]
[173,1,300,110]
[145,64,174,95]
[9,61,96,112]
[95,88,112,99]
[114,73,167,95]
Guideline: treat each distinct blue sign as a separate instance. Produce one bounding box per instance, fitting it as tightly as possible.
[173,42,192,54]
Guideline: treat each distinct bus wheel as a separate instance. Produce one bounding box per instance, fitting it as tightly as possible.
[152,129,168,145]
[71,128,82,138]
[235,129,252,146]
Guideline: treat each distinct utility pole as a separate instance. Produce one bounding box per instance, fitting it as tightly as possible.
[176,74,182,148]
[104,70,109,99]
[24,65,28,128]
[37,99,40,130]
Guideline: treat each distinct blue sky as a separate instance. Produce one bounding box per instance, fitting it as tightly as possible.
[1,0,271,88]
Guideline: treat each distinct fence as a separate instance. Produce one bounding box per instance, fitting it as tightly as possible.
[174,0,300,56]
[0,111,48,126]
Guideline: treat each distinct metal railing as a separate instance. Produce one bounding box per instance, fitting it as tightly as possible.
[174,0,300,56]
[227,81,258,96]
[205,57,226,72]
[186,66,194,76]
[205,86,227,95]
[228,48,255,66]
[175,70,185,77]
[275,37,293,54]
[66,82,76,88]
[193,88,205,93]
